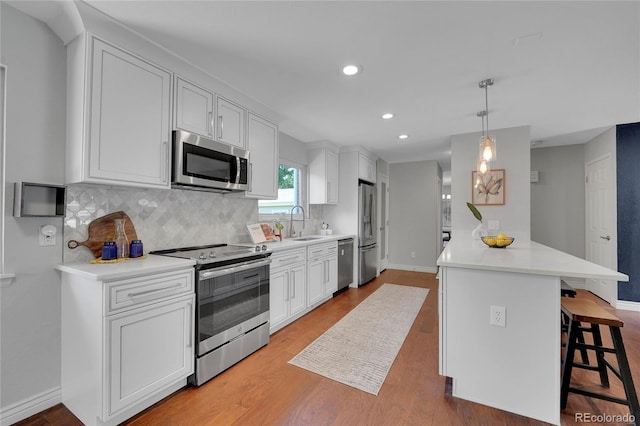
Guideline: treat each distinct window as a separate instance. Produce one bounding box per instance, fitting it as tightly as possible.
[258,162,307,219]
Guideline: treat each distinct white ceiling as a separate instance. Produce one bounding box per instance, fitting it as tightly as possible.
[13,1,640,173]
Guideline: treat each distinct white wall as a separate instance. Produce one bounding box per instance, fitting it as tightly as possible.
[388,160,441,272]
[0,3,67,421]
[451,126,531,240]
[531,144,585,258]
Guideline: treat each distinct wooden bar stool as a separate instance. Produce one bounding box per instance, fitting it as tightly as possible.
[560,280,589,364]
[561,297,639,421]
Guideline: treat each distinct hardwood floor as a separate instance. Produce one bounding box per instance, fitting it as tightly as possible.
[16,269,640,425]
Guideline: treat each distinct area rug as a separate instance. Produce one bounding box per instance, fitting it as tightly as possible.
[288,283,429,395]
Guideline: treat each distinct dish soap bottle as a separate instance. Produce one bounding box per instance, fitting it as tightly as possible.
[114,218,129,258]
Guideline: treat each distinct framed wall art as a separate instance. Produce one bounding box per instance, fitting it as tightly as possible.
[472,169,505,205]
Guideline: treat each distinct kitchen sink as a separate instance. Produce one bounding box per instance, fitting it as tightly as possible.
[293,237,322,241]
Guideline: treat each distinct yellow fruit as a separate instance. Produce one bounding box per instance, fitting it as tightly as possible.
[497,233,507,239]
[495,238,507,247]
[484,238,496,246]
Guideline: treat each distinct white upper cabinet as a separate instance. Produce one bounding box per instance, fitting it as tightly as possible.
[67,35,172,189]
[244,112,278,199]
[174,77,214,138]
[309,147,339,204]
[215,96,246,149]
[358,152,377,183]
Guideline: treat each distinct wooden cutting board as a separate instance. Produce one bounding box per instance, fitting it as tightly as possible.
[67,211,138,258]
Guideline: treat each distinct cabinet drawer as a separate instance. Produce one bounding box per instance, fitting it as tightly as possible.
[271,248,306,268]
[106,269,194,314]
[307,241,338,260]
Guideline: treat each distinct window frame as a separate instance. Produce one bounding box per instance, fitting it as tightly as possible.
[258,159,309,222]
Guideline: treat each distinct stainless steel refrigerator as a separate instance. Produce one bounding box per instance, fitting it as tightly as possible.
[358,181,377,285]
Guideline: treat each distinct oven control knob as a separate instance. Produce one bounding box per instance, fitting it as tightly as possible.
[261,245,267,251]
[255,245,261,252]
[209,251,216,258]
[198,252,206,260]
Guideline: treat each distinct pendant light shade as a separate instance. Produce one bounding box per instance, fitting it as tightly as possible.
[477,79,496,170]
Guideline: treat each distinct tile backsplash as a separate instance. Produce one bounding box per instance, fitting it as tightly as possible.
[64,184,325,263]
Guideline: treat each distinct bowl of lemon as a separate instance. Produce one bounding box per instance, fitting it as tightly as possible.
[481,233,514,248]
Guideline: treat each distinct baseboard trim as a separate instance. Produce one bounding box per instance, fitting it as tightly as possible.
[387,264,438,274]
[0,387,61,426]
[615,300,640,312]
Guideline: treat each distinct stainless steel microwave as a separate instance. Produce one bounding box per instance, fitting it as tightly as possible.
[172,130,249,192]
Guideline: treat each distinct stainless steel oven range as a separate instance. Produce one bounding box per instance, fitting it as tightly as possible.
[150,244,271,386]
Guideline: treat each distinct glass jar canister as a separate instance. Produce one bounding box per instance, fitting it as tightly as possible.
[114,218,129,258]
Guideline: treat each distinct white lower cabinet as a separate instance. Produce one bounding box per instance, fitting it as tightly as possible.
[61,267,195,426]
[270,249,306,333]
[107,295,193,416]
[307,241,338,307]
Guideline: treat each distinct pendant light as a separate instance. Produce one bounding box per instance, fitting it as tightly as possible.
[476,110,490,180]
[478,78,496,164]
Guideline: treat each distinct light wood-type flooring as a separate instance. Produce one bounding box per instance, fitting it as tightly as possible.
[16,269,640,425]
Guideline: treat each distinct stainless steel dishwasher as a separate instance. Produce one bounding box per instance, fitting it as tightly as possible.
[337,238,354,293]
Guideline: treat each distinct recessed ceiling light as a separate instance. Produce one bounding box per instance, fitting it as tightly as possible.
[382,113,394,119]
[398,134,409,140]
[342,65,360,76]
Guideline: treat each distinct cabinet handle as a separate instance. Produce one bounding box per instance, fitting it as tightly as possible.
[187,301,193,348]
[218,115,224,140]
[327,182,331,201]
[291,272,296,299]
[208,111,213,136]
[285,271,290,301]
[278,256,300,264]
[248,163,253,193]
[127,282,182,298]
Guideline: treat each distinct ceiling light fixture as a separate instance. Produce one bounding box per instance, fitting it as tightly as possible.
[477,78,496,173]
[342,65,360,76]
[382,113,394,119]
[398,134,408,140]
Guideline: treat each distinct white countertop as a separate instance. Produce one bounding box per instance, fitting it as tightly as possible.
[261,234,355,252]
[437,237,628,281]
[56,254,196,281]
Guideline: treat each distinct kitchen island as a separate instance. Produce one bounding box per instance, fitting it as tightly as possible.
[437,238,628,425]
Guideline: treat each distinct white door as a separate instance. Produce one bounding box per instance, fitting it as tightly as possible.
[246,113,278,199]
[107,295,194,418]
[289,263,307,315]
[585,155,617,304]
[175,78,214,137]
[216,96,246,148]
[89,38,171,187]
[307,259,324,306]
[378,175,390,271]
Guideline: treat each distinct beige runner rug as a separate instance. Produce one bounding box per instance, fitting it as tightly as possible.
[288,283,428,395]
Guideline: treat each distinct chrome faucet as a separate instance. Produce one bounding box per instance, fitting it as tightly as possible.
[289,205,305,237]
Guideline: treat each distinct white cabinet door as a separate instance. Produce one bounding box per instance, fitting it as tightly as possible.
[175,77,214,138]
[89,38,172,188]
[307,259,325,306]
[269,268,289,327]
[323,256,338,296]
[216,96,246,148]
[246,113,278,199]
[106,295,194,418]
[326,150,339,204]
[289,263,307,316]
[309,148,339,205]
[358,153,376,183]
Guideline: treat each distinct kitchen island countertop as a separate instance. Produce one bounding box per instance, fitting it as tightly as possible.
[438,237,628,282]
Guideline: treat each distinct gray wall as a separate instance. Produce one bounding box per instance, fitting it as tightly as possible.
[1,3,67,413]
[451,126,531,240]
[388,160,441,272]
[530,144,585,258]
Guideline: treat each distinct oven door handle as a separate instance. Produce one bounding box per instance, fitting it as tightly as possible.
[198,258,272,281]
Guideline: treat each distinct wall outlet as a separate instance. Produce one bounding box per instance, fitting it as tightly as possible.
[411,251,416,258]
[488,220,500,231]
[490,305,506,327]
[39,225,57,247]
